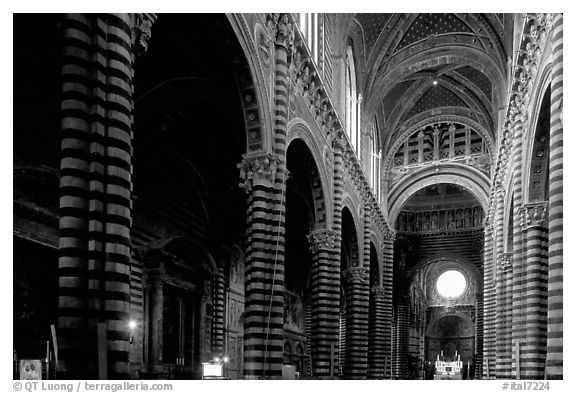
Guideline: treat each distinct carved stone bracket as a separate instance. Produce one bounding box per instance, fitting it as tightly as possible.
[237,152,281,192]
[131,13,157,57]
[519,203,549,229]
[342,266,370,286]
[308,229,340,253]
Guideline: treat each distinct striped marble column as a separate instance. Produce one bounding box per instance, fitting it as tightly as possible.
[496,253,513,378]
[240,14,293,379]
[489,188,504,378]
[342,266,370,379]
[212,266,226,356]
[331,132,346,376]
[545,13,563,381]
[368,287,387,379]
[57,13,152,379]
[308,229,340,378]
[521,204,549,379]
[381,232,394,378]
[510,115,525,379]
[482,219,494,379]
[393,301,410,379]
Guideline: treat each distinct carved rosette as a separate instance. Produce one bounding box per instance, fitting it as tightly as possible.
[307,229,339,253]
[342,266,370,286]
[498,253,513,271]
[371,287,386,300]
[520,203,549,229]
[237,152,281,192]
[131,13,157,57]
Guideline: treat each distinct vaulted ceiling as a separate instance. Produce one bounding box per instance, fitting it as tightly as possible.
[336,13,514,154]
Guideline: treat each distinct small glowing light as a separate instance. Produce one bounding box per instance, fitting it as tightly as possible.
[129,320,137,330]
[213,357,220,363]
[223,356,229,363]
[433,80,438,85]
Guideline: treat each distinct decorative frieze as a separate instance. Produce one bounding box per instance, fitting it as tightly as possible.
[237,152,281,192]
[266,13,294,49]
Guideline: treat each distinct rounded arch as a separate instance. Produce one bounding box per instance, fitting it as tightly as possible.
[523,63,552,205]
[388,164,490,227]
[226,14,273,153]
[425,311,475,338]
[287,119,332,229]
[406,254,482,293]
[341,204,362,269]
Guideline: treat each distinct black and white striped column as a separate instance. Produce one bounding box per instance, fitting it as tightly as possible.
[545,13,563,381]
[57,13,152,379]
[308,229,340,378]
[342,266,369,379]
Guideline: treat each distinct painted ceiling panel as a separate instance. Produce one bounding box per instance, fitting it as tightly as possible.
[355,13,393,57]
[406,85,469,120]
[383,79,415,118]
[455,66,492,102]
[396,13,473,52]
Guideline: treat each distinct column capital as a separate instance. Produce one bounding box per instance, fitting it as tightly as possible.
[342,266,370,285]
[308,229,340,253]
[237,152,281,192]
[131,13,157,57]
[519,203,549,230]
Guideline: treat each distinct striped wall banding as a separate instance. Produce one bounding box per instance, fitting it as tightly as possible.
[545,13,563,381]
[58,13,137,379]
[496,253,513,378]
[308,229,341,378]
[342,267,370,379]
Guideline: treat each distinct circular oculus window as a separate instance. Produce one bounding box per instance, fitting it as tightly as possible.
[436,270,467,299]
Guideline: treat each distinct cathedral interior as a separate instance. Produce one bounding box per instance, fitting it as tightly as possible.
[13,13,563,380]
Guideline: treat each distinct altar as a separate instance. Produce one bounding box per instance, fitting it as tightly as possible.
[434,350,465,379]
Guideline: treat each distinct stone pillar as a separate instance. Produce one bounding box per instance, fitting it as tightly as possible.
[368,287,387,379]
[57,13,154,379]
[481,218,494,379]
[545,13,563,381]
[342,266,370,379]
[331,132,346,376]
[417,130,424,164]
[433,125,440,161]
[149,263,165,366]
[403,140,409,166]
[465,126,471,156]
[448,124,456,158]
[308,229,340,378]
[211,266,226,356]
[238,151,284,379]
[489,188,504,377]
[240,14,293,379]
[509,112,525,379]
[496,253,513,378]
[381,230,394,378]
[393,300,410,379]
[520,203,549,379]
